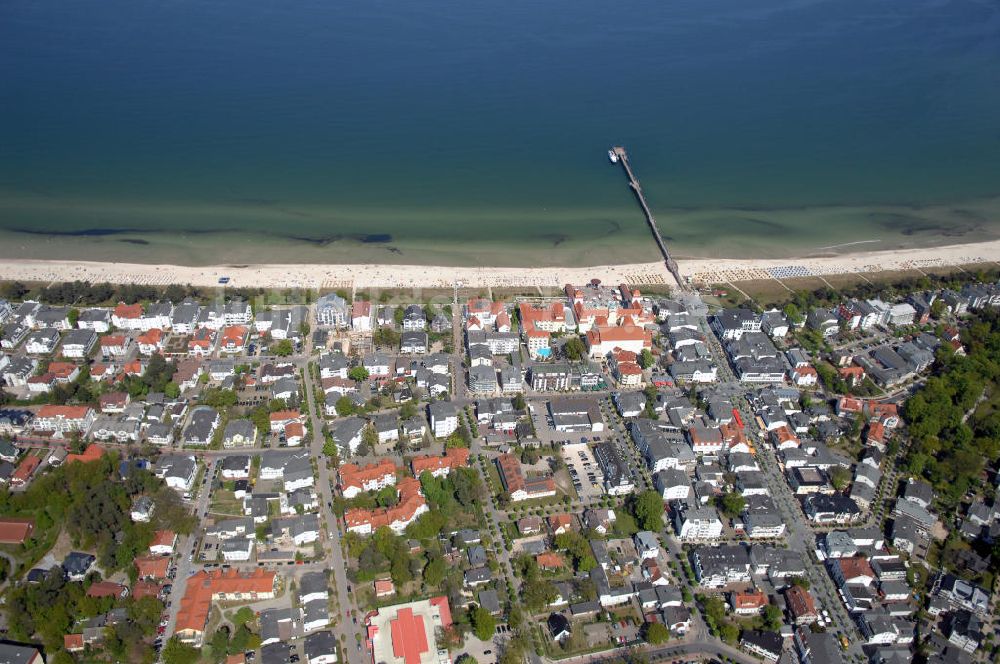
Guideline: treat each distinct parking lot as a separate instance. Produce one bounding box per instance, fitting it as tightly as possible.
[560,442,605,499]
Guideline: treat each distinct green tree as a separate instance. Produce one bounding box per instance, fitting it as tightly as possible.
[782,303,802,324]
[423,557,446,587]
[201,388,237,408]
[513,393,526,410]
[322,437,339,457]
[399,401,417,421]
[335,396,355,416]
[233,606,255,627]
[719,623,739,644]
[762,604,783,631]
[164,381,180,399]
[273,339,293,356]
[829,465,851,491]
[644,622,670,645]
[638,348,655,370]
[349,366,370,382]
[470,605,496,641]
[452,467,484,507]
[162,637,200,664]
[67,308,80,327]
[360,424,378,455]
[209,628,230,661]
[629,490,665,530]
[376,485,399,507]
[788,576,810,590]
[716,492,746,518]
[562,336,586,361]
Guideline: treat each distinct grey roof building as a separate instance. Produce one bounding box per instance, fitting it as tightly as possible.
[183,406,220,445]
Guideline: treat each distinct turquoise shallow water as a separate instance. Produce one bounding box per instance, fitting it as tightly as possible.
[1,0,999,265]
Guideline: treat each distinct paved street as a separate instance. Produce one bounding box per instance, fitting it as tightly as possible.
[699,315,866,660]
[163,457,217,646]
[303,323,369,664]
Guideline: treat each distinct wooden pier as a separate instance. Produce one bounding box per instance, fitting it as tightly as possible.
[611,146,683,288]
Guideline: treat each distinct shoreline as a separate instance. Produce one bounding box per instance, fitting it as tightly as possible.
[0,239,997,290]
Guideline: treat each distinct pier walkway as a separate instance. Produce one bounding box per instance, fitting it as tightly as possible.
[611,146,684,288]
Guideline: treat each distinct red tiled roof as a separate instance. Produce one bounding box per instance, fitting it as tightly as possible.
[137,329,164,346]
[132,579,163,599]
[344,477,425,531]
[548,514,572,530]
[220,325,248,347]
[114,303,143,319]
[65,444,105,464]
[353,301,372,317]
[0,518,34,544]
[64,634,84,651]
[340,460,397,490]
[869,402,898,417]
[785,585,817,618]
[122,360,144,375]
[100,334,128,347]
[270,410,302,422]
[585,324,652,348]
[733,590,768,610]
[176,569,276,635]
[866,421,886,443]
[537,552,565,569]
[410,448,470,476]
[99,392,128,408]
[37,405,91,419]
[837,397,865,413]
[12,456,41,483]
[770,426,799,446]
[617,362,642,376]
[27,374,54,386]
[390,607,429,664]
[151,530,176,550]
[48,362,78,379]
[135,556,170,579]
[837,556,874,580]
[87,581,126,598]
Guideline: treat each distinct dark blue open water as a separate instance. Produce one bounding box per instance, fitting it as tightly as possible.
[1,0,999,264]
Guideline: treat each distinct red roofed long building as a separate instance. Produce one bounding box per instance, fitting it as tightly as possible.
[32,405,96,436]
[495,453,556,502]
[175,569,277,645]
[339,460,398,499]
[585,322,652,359]
[0,518,34,544]
[344,477,427,536]
[366,596,452,664]
[410,448,470,479]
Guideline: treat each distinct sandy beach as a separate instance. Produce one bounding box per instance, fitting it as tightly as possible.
[0,239,996,290]
[678,239,1000,285]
